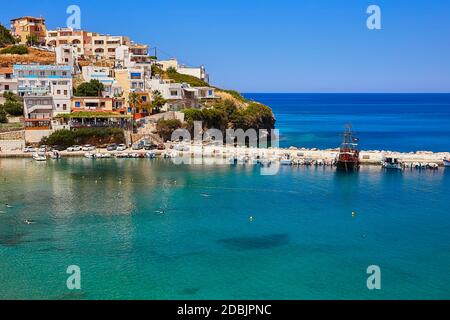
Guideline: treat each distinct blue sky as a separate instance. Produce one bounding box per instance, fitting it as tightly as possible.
[1,0,449,93]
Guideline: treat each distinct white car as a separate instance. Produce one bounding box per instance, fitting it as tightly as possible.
[67,145,82,152]
[116,144,127,151]
[23,146,35,153]
[82,145,96,151]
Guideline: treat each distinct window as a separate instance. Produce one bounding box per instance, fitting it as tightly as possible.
[57,90,61,94]
[170,90,178,96]
[141,96,147,102]
[40,71,45,77]
[5,85,9,90]
[63,104,67,110]
[75,102,81,108]
[62,71,67,76]
[64,90,68,95]
[208,90,213,96]
[51,71,56,76]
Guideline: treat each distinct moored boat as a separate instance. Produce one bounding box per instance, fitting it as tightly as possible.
[335,125,360,171]
[444,159,450,167]
[32,152,47,161]
[280,155,292,165]
[382,157,402,170]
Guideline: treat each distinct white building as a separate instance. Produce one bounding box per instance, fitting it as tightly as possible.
[82,66,122,97]
[146,78,216,111]
[14,64,73,117]
[55,45,77,72]
[158,58,209,83]
[91,34,130,60]
[0,67,17,94]
[115,44,154,69]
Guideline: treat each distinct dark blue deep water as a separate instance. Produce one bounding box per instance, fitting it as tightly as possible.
[244,93,450,152]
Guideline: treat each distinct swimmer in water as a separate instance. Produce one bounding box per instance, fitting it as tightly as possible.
[24,219,35,225]
[155,209,166,214]
[200,193,211,198]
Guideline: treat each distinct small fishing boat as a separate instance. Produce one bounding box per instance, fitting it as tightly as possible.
[32,153,47,161]
[427,163,439,170]
[382,157,402,170]
[228,155,238,164]
[84,152,95,159]
[280,155,292,166]
[237,155,249,164]
[50,151,61,160]
[444,159,450,167]
[146,151,156,159]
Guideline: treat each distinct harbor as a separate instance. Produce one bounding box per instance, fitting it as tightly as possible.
[1,143,449,169]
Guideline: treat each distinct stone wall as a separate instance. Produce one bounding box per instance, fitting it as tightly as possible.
[0,130,25,141]
[25,130,52,144]
[0,140,25,151]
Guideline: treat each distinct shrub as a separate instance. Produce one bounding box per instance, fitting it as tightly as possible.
[156,119,183,142]
[74,80,104,97]
[0,45,28,55]
[41,128,125,148]
[0,24,16,47]
[2,100,23,116]
[0,108,7,123]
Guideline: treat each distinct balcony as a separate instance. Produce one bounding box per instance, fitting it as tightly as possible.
[18,86,50,94]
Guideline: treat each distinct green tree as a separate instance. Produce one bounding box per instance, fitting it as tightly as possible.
[0,24,16,47]
[0,108,7,123]
[2,100,23,116]
[156,119,182,142]
[26,34,40,46]
[127,92,140,134]
[74,80,104,97]
[166,66,177,73]
[151,90,167,114]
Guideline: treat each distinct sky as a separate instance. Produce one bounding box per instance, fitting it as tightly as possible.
[1,0,449,93]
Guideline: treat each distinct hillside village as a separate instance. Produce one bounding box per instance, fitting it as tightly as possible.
[0,16,275,151]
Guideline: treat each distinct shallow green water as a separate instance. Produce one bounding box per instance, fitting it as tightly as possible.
[0,158,449,299]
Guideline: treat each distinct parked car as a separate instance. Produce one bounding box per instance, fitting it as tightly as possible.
[67,145,82,152]
[106,144,118,151]
[82,144,96,151]
[132,141,145,150]
[116,144,127,151]
[144,143,157,150]
[23,146,35,153]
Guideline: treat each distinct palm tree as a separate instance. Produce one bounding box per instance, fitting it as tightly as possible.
[151,90,167,114]
[128,92,140,138]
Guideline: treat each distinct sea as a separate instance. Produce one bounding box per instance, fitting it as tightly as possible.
[244,93,450,152]
[0,94,449,300]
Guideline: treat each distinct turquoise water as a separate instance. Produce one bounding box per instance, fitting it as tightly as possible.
[1,158,450,299]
